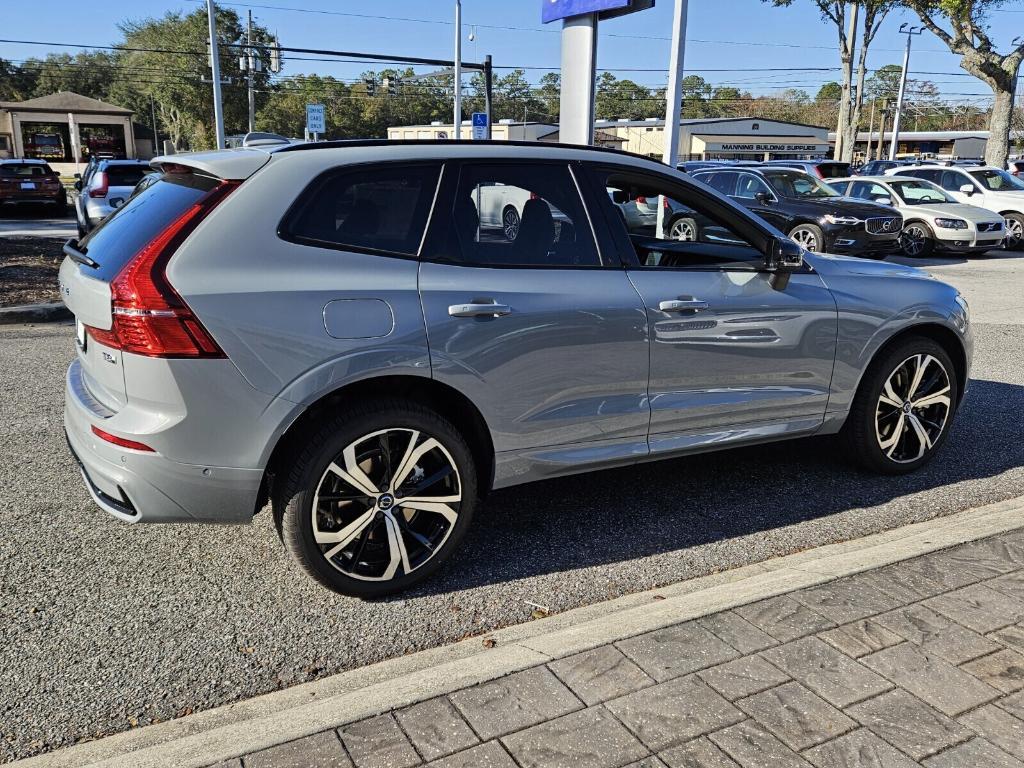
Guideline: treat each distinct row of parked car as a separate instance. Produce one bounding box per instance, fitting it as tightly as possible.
[669,158,1024,256]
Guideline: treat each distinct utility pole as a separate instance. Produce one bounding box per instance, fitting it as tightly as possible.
[453,0,462,139]
[206,0,226,149]
[150,96,160,157]
[889,23,922,161]
[247,10,255,133]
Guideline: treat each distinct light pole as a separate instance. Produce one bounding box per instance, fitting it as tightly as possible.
[661,0,689,170]
[889,23,922,161]
[453,0,462,140]
[206,0,226,149]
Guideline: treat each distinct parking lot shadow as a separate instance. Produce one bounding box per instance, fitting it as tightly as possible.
[410,377,1024,597]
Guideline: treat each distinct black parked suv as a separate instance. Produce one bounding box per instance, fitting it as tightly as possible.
[692,166,902,257]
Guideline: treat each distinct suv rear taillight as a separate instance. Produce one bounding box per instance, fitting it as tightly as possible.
[86,180,238,358]
[89,172,108,198]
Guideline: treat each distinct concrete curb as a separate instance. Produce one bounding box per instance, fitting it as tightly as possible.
[0,303,70,325]
[16,495,1024,768]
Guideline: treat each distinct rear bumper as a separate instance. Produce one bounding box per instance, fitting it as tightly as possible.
[64,359,262,524]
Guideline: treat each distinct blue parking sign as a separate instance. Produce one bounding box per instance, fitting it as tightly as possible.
[471,112,488,140]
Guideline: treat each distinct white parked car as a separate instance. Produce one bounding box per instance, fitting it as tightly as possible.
[831,175,1005,257]
[885,164,1024,250]
[474,182,569,241]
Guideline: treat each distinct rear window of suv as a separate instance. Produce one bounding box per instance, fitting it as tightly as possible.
[104,164,149,188]
[78,171,221,281]
[281,163,441,256]
[1,163,53,177]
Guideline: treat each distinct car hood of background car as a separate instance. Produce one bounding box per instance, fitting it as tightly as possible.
[900,202,1005,224]
[788,197,901,219]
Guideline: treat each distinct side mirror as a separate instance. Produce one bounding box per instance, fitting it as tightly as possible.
[73,180,82,191]
[766,236,805,272]
[874,196,893,206]
[73,173,81,179]
[755,191,772,204]
[959,183,975,196]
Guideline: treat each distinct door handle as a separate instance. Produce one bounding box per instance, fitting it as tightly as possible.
[448,301,512,318]
[659,298,709,313]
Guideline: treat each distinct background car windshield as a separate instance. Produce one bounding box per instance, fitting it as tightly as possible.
[889,180,956,205]
[970,169,1024,192]
[762,170,839,199]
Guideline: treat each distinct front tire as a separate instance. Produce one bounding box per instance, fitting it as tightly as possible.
[841,336,958,474]
[1003,213,1024,251]
[273,400,478,598]
[502,205,521,241]
[900,221,935,258]
[789,223,823,252]
[668,216,698,241]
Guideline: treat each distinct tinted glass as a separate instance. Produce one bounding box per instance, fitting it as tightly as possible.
[734,173,771,199]
[439,163,599,267]
[816,162,851,178]
[596,169,763,270]
[970,169,1024,192]
[79,172,220,282]
[105,165,149,187]
[285,164,439,255]
[938,170,969,191]
[704,171,737,195]
[0,163,51,177]
[761,170,839,198]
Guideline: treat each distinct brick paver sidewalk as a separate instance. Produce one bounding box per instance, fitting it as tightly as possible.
[222,531,1024,768]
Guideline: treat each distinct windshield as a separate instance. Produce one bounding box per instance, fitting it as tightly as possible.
[889,179,956,205]
[970,169,1024,192]
[762,170,839,199]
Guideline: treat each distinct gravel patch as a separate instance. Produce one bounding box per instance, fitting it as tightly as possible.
[1,317,1022,762]
[0,236,65,306]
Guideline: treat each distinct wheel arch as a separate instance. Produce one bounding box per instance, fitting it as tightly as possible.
[257,375,495,515]
[863,322,968,405]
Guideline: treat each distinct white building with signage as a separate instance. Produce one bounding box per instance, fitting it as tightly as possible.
[596,117,830,161]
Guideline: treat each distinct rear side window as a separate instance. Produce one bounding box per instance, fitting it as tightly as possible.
[282,164,440,256]
[104,164,149,187]
[79,172,220,281]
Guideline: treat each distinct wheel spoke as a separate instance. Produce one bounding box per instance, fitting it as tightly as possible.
[401,465,454,497]
[913,385,951,410]
[907,413,933,460]
[879,380,903,409]
[317,508,375,550]
[381,514,411,579]
[400,500,459,525]
[906,354,934,401]
[330,452,378,497]
[392,436,442,490]
[878,411,905,456]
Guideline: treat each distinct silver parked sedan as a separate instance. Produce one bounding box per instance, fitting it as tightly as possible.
[831,175,1005,256]
[59,141,972,597]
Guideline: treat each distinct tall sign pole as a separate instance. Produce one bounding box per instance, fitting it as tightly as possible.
[889,24,922,161]
[207,0,226,149]
[559,14,599,145]
[453,0,462,139]
[247,10,256,134]
[661,0,688,168]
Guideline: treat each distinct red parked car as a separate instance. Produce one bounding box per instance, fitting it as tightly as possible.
[0,159,67,215]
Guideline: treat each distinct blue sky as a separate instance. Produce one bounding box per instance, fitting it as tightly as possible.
[3,1,1023,102]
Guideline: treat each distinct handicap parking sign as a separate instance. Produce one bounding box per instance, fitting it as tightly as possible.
[472,112,488,140]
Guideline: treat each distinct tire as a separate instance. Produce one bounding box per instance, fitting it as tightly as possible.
[788,223,824,252]
[668,216,698,241]
[273,399,478,598]
[502,205,520,241]
[841,336,959,475]
[1003,213,1024,251]
[900,221,935,258]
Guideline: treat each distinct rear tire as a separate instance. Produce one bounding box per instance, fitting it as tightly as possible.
[273,400,478,598]
[668,216,699,241]
[841,336,958,475]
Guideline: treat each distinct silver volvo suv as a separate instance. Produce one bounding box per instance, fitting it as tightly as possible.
[60,141,972,597]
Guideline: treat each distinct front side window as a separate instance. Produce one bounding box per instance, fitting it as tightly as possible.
[734,173,771,200]
[283,163,441,256]
[938,170,971,192]
[437,163,599,267]
[761,170,839,199]
[970,169,1024,192]
[593,168,765,271]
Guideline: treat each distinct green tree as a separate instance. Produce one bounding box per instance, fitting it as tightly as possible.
[816,81,843,103]
[537,72,561,122]
[0,58,36,101]
[22,52,121,101]
[596,72,656,119]
[681,74,712,118]
[901,0,1024,167]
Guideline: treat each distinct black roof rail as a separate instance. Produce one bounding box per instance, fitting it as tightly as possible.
[271,137,666,166]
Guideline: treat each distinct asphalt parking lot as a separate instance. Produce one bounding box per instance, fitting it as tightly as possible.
[1,248,1023,762]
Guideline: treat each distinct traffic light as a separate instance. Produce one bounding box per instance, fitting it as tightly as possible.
[382,77,398,97]
[365,77,376,97]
